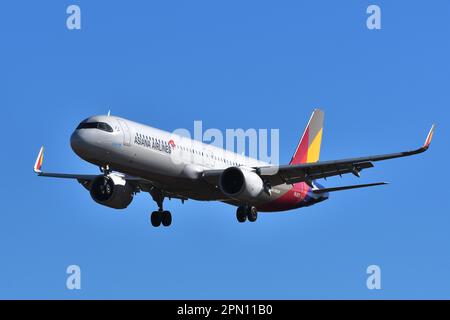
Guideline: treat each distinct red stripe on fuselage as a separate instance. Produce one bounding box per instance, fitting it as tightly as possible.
[257,182,310,212]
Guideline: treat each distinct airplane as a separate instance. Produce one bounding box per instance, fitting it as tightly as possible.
[34,109,434,227]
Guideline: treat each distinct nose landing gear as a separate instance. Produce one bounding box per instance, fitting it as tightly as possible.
[100,165,111,175]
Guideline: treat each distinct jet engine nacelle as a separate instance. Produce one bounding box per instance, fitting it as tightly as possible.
[89,174,134,209]
[219,167,264,203]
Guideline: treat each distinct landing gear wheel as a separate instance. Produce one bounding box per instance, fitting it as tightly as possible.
[150,211,162,227]
[161,211,172,227]
[247,206,258,222]
[236,206,247,223]
[149,188,172,228]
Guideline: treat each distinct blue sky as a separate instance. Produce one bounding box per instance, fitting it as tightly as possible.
[0,0,449,299]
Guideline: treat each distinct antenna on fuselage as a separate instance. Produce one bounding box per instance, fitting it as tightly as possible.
[107,110,111,116]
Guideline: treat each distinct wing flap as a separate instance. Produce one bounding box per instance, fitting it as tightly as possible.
[280,161,374,185]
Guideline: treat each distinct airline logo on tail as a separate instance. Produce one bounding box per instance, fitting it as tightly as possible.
[290,109,324,165]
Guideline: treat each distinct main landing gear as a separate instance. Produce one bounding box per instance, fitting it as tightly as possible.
[150,210,172,227]
[149,187,172,227]
[236,205,258,223]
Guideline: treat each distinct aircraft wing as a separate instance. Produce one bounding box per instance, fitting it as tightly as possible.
[257,125,435,186]
[33,146,98,180]
[202,125,434,187]
[33,146,152,182]
[33,146,188,201]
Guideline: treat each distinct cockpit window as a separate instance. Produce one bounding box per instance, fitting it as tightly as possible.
[97,122,113,132]
[76,122,97,130]
[76,122,113,132]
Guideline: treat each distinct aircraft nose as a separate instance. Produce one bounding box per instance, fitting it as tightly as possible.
[70,127,106,160]
[70,130,84,155]
[70,129,94,158]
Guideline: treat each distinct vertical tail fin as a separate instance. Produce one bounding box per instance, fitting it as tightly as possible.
[290,109,324,165]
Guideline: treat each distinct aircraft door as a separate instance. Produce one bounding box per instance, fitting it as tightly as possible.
[117,120,131,146]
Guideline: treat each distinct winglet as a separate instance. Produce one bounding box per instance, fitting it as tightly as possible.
[34,146,44,173]
[423,124,435,149]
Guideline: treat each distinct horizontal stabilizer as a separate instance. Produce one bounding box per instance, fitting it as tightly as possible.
[312,182,387,194]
